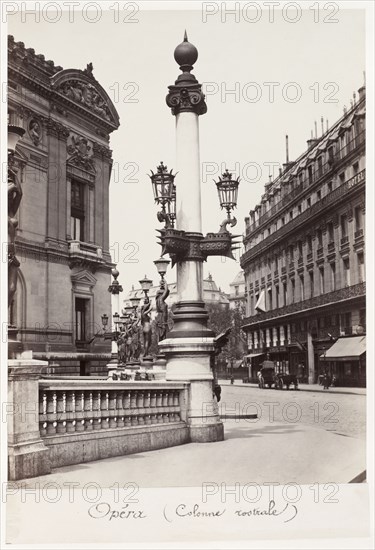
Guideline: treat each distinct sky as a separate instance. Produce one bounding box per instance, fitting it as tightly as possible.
[6,2,366,295]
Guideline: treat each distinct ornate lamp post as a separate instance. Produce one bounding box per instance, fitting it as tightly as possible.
[107,268,123,365]
[150,33,241,442]
[8,122,26,358]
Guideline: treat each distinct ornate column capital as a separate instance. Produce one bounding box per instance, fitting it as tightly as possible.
[166,32,207,116]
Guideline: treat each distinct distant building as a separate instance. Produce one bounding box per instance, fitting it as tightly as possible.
[123,273,229,315]
[241,86,366,386]
[8,35,120,375]
[228,271,246,309]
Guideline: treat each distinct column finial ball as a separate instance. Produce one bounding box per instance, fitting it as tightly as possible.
[174,31,198,71]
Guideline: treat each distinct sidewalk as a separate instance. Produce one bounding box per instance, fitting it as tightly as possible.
[12,416,365,489]
[219,379,367,396]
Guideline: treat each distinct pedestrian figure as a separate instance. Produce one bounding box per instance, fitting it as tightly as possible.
[214,384,222,402]
[230,375,234,385]
[323,373,331,390]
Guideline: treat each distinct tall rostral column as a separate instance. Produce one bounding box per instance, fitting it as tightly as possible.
[160,33,224,442]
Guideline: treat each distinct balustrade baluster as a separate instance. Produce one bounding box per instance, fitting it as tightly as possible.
[156,392,163,407]
[124,391,131,409]
[167,391,174,406]
[116,391,125,428]
[109,391,117,429]
[101,391,109,429]
[144,391,151,408]
[39,391,47,437]
[150,391,157,407]
[46,391,57,435]
[75,391,85,432]
[56,391,66,434]
[162,392,168,407]
[84,391,93,431]
[92,391,101,431]
[130,391,137,409]
[65,391,76,433]
[173,390,180,407]
[136,391,144,408]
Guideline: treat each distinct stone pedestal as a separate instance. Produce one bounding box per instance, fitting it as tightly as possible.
[159,337,223,442]
[8,359,51,480]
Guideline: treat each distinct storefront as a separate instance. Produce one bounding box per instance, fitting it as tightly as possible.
[320,336,366,387]
[243,353,265,382]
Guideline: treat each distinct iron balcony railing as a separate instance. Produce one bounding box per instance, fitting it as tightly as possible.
[242,282,365,327]
[241,169,365,266]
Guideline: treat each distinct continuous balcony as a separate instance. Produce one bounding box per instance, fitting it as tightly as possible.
[241,169,365,267]
[242,282,366,328]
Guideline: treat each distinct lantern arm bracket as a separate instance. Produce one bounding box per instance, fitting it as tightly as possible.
[157,227,242,264]
[219,215,237,233]
[157,210,173,228]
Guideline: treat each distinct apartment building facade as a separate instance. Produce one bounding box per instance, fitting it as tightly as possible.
[240,86,366,386]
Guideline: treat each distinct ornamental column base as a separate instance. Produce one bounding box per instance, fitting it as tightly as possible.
[159,333,224,443]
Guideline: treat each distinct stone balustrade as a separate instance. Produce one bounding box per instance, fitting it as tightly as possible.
[8,366,191,480]
[39,381,184,436]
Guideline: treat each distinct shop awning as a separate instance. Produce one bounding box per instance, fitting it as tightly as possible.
[320,336,366,361]
[244,353,264,359]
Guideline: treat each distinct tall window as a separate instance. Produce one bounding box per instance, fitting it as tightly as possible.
[307,235,312,253]
[355,206,363,232]
[341,214,348,238]
[298,240,303,257]
[357,253,365,283]
[299,274,305,301]
[268,288,272,310]
[343,258,350,286]
[327,222,334,243]
[317,156,323,178]
[330,263,336,291]
[308,165,313,184]
[283,282,287,306]
[291,278,295,302]
[309,271,314,298]
[317,229,323,248]
[75,298,88,342]
[319,267,325,294]
[235,286,239,296]
[71,181,85,241]
[275,285,279,308]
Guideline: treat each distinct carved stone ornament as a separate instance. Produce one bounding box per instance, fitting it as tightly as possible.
[57,79,112,121]
[67,134,95,172]
[28,118,42,146]
[166,85,207,116]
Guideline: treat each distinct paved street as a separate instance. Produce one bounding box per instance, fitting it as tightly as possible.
[219,381,366,440]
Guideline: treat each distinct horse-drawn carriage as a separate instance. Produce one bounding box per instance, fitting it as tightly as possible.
[258,364,299,390]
